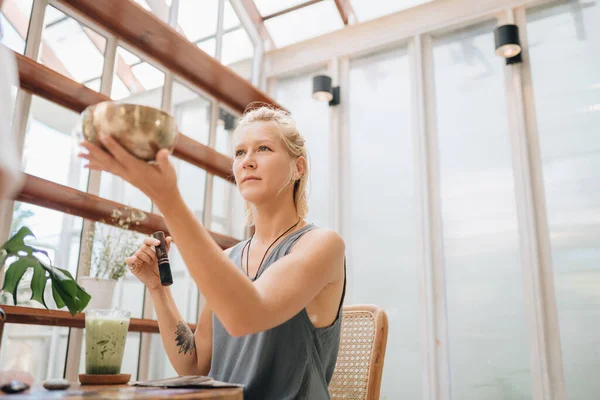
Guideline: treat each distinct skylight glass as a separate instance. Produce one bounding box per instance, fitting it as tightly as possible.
[264,0,343,48]
[254,0,308,17]
[222,28,253,65]
[0,0,33,54]
[197,38,216,57]
[132,0,170,22]
[39,6,105,85]
[224,0,241,30]
[352,0,434,22]
[178,0,218,42]
[112,47,165,101]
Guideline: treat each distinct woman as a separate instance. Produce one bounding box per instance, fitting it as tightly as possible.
[79,106,346,399]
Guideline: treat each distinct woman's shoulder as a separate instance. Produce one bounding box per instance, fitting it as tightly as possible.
[294,225,345,255]
[223,239,249,258]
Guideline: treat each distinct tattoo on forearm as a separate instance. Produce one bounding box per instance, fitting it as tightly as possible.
[175,321,196,355]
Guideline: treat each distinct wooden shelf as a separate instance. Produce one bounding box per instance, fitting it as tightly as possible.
[0,305,197,333]
[16,53,235,184]
[16,174,240,250]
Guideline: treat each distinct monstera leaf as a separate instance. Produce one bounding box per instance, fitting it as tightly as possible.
[0,227,91,316]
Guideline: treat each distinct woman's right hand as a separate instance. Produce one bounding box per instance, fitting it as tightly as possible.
[125,236,172,291]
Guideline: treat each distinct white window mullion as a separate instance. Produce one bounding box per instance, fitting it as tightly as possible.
[503,7,566,400]
[328,57,343,234]
[64,33,118,382]
[197,103,220,316]
[0,0,48,243]
[137,3,180,377]
[412,33,452,400]
[215,0,225,62]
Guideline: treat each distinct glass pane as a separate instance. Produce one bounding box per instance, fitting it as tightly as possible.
[99,173,152,213]
[148,332,176,379]
[0,0,33,54]
[111,47,165,106]
[85,78,101,92]
[224,0,241,30]
[264,0,343,48]
[104,47,161,211]
[432,23,531,399]
[23,96,89,191]
[348,47,419,399]
[222,27,254,67]
[172,81,211,144]
[0,325,69,381]
[114,275,146,318]
[211,111,235,234]
[133,0,170,22]
[526,2,600,398]
[211,177,229,223]
[211,221,227,235]
[230,189,247,240]
[352,0,433,22]
[275,71,330,228]
[86,222,147,314]
[39,6,106,86]
[197,37,216,57]
[178,0,218,42]
[253,0,307,16]
[164,81,209,350]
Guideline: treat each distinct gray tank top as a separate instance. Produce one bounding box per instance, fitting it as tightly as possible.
[208,224,346,400]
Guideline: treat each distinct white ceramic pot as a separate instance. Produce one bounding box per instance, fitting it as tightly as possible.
[77,277,117,311]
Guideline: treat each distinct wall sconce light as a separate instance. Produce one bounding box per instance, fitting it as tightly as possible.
[219,109,237,130]
[494,24,522,65]
[312,75,340,106]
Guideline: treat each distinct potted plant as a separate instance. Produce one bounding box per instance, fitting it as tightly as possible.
[0,227,90,316]
[78,208,146,310]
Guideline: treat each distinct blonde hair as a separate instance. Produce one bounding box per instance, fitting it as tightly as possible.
[235,104,309,226]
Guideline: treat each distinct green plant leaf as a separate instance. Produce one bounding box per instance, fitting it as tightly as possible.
[1,227,35,255]
[30,265,49,309]
[56,268,91,314]
[76,286,91,311]
[50,275,82,316]
[51,276,73,312]
[49,268,91,316]
[52,283,65,309]
[2,226,92,316]
[0,249,7,267]
[2,257,36,305]
[49,267,77,297]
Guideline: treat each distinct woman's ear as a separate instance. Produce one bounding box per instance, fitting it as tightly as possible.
[295,156,307,180]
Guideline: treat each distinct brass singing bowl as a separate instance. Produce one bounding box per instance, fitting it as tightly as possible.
[81,101,179,162]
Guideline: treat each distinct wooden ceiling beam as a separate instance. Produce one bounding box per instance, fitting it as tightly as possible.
[15,52,235,183]
[56,0,281,113]
[15,174,240,250]
[334,0,354,25]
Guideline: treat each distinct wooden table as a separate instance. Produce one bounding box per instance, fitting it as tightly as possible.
[0,384,243,399]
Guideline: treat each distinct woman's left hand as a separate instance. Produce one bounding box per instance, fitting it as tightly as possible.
[79,134,179,207]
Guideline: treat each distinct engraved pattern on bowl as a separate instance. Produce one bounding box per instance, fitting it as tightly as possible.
[81,101,179,162]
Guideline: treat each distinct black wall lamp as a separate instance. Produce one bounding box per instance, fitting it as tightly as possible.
[219,109,237,130]
[494,24,522,65]
[312,75,340,106]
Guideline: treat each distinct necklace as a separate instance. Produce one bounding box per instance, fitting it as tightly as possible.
[242,219,301,281]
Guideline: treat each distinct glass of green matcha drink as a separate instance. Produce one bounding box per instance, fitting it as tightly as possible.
[85,309,131,375]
